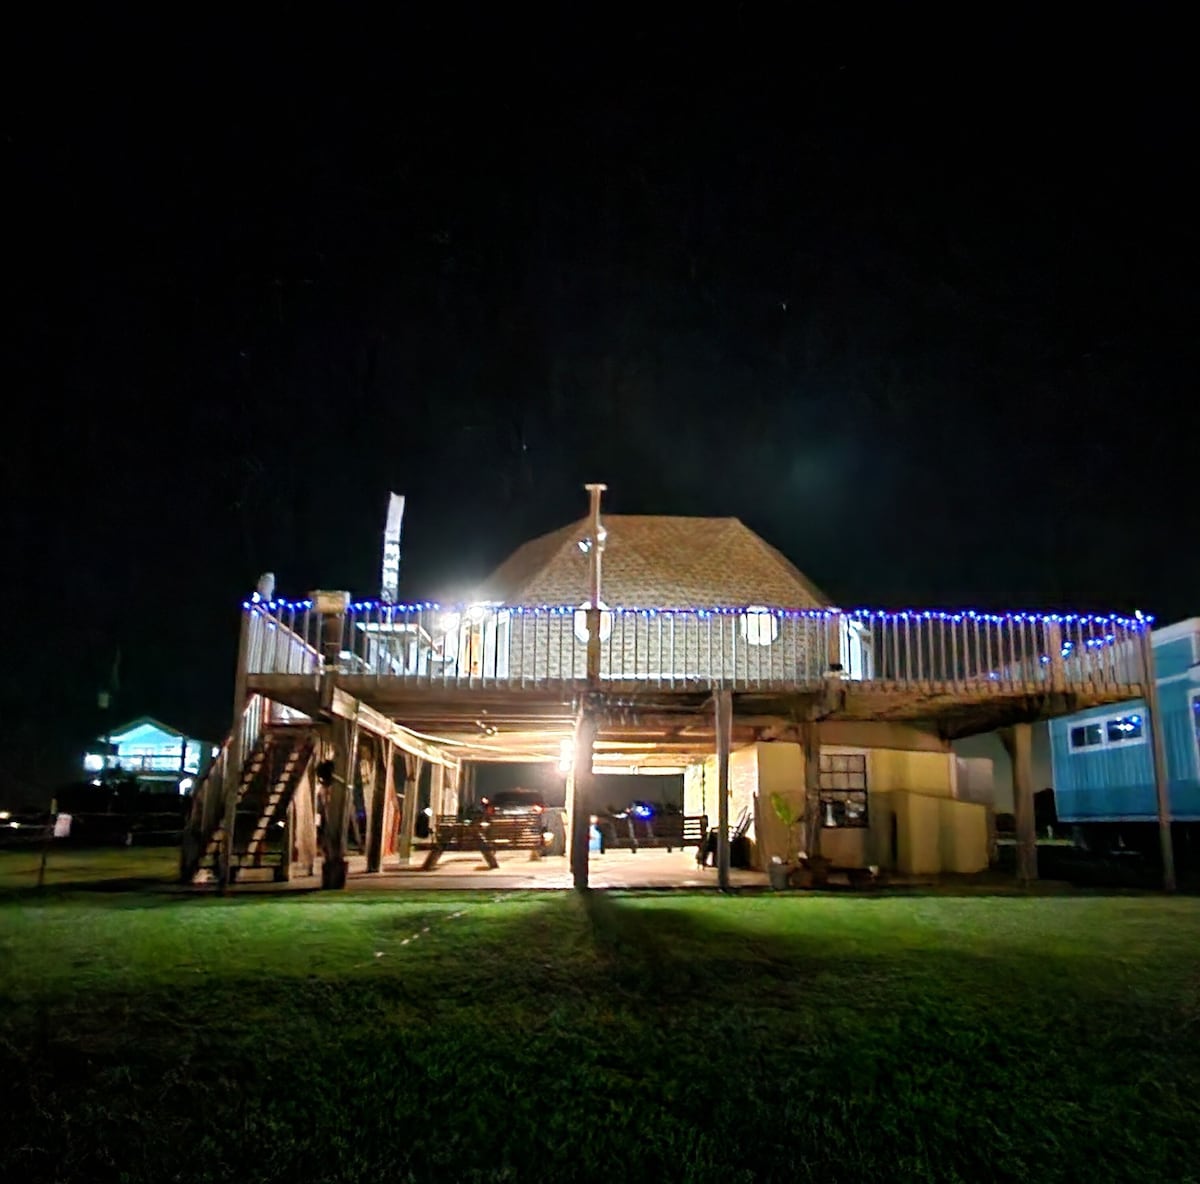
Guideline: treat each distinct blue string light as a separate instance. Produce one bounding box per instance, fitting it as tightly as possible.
[243,597,1152,630]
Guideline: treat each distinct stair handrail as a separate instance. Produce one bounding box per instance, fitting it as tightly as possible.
[179,694,265,881]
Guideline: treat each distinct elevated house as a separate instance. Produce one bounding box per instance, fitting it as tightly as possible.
[181,488,1163,890]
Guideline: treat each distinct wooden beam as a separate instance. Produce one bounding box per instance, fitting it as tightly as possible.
[1140,628,1176,892]
[715,689,732,890]
[329,687,456,768]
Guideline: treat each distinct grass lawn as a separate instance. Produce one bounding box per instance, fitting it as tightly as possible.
[0,845,179,892]
[1,860,1198,1182]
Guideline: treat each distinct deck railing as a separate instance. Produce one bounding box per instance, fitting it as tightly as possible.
[241,600,1149,695]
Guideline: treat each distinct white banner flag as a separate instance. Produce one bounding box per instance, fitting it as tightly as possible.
[381,493,405,603]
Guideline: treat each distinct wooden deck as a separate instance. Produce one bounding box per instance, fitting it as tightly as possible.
[239,599,1151,753]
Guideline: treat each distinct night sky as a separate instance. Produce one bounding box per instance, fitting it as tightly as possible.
[3,20,1196,790]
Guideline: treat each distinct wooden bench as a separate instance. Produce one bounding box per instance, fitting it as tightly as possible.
[602,813,708,853]
[422,812,547,870]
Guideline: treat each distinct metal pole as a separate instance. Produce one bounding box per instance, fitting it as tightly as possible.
[584,483,606,684]
[1140,626,1176,892]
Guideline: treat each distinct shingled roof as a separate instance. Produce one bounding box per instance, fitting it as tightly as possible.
[482,516,829,608]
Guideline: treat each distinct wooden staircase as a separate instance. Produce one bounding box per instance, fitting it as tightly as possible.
[198,726,315,882]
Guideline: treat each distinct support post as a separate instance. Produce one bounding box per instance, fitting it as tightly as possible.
[319,718,355,889]
[1003,722,1037,886]
[1140,627,1176,892]
[364,737,385,873]
[293,754,318,877]
[715,689,733,890]
[397,754,423,865]
[801,718,822,862]
[380,740,398,859]
[571,711,597,890]
[442,762,460,819]
[278,797,294,882]
[429,762,445,820]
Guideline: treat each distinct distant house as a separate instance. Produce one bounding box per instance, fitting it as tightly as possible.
[84,717,213,794]
[1050,618,1200,839]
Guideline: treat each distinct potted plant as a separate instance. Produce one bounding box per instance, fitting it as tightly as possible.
[769,793,801,890]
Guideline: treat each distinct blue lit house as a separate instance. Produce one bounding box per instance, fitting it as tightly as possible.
[1050,618,1200,845]
[84,717,213,794]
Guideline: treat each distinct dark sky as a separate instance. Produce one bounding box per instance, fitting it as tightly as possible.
[2,19,1196,788]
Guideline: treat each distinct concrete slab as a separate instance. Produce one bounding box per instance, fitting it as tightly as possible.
[367,848,767,890]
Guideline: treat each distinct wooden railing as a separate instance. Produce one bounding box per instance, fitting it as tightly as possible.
[180,693,265,879]
[239,600,1149,696]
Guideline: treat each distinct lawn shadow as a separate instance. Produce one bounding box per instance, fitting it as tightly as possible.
[4,889,1198,1183]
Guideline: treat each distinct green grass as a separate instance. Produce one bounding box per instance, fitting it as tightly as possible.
[0,846,179,892]
[1,860,1198,1182]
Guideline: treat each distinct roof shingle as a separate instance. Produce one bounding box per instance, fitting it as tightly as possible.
[482,516,828,608]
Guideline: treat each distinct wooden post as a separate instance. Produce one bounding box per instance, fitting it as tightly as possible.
[715,689,733,890]
[397,754,423,865]
[364,736,385,873]
[801,718,822,861]
[442,762,460,819]
[380,740,398,859]
[319,718,355,889]
[1140,627,1176,892]
[1003,722,1038,886]
[571,711,597,889]
[278,796,294,882]
[293,754,318,876]
[37,796,57,891]
[429,762,445,825]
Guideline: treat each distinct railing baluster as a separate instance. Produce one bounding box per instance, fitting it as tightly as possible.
[935,615,945,686]
[705,612,712,687]
[968,614,978,684]
[950,616,959,691]
[668,613,676,687]
[634,609,641,682]
[1029,616,1040,689]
